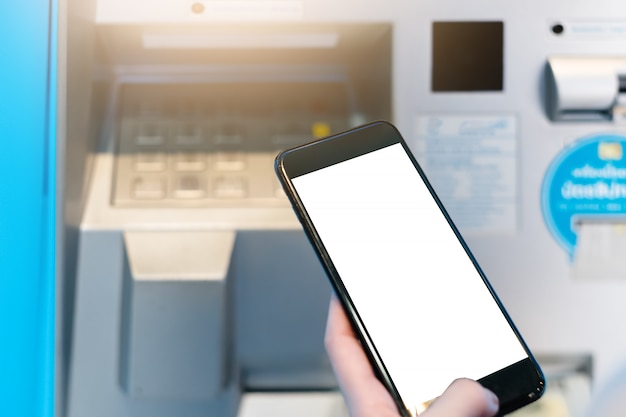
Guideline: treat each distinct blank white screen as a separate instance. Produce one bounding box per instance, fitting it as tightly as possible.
[292,143,526,413]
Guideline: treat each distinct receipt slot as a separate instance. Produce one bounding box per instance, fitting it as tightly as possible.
[546,57,626,121]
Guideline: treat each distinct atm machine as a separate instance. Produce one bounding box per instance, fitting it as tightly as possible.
[60,2,391,417]
[58,1,626,417]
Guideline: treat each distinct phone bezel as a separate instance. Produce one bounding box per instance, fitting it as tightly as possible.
[275,120,545,416]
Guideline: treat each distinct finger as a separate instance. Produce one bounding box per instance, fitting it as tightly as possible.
[423,379,499,417]
[325,295,376,383]
[325,294,356,340]
[325,295,399,417]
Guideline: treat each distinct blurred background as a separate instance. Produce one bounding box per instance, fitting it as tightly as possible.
[5,0,626,416]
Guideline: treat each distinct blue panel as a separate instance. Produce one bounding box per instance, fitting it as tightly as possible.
[0,1,56,416]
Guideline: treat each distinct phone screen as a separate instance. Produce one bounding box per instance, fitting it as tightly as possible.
[291,142,528,414]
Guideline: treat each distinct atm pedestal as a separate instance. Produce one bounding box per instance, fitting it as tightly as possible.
[68,226,336,417]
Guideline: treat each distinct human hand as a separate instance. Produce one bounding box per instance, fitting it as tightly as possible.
[324,295,499,417]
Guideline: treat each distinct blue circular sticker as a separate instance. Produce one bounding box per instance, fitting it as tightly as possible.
[542,133,626,256]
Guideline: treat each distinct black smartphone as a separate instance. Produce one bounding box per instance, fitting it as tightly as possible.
[275,121,544,416]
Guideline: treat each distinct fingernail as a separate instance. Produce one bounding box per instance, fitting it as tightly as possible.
[483,388,499,415]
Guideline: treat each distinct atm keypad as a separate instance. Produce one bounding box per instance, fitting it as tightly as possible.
[112,83,351,207]
[114,121,281,206]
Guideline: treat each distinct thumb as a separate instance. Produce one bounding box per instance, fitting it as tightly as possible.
[422,379,499,417]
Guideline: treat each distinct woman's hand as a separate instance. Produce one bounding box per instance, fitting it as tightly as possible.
[325,296,499,417]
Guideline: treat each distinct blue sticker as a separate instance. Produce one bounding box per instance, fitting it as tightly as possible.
[542,133,626,257]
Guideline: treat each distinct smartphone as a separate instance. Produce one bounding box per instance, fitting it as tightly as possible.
[275,121,544,416]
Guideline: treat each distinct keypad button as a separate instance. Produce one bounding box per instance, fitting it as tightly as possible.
[213,123,244,145]
[173,124,205,146]
[132,176,165,199]
[214,152,246,171]
[174,152,206,172]
[134,152,166,172]
[135,122,166,147]
[174,174,206,199]
[213,176,247,198]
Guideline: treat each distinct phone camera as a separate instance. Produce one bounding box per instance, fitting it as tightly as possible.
[551,24,565,35]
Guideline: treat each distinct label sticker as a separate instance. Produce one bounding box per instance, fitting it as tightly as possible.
[541,133,626,257]
[415,115,517,235]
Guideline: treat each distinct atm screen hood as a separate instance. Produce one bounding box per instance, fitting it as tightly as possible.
[546,56,626,122]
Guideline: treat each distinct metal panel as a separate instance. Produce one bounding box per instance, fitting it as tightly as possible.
[0,2,57,417]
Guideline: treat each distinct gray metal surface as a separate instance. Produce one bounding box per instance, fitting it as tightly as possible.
[68,230,242,417]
